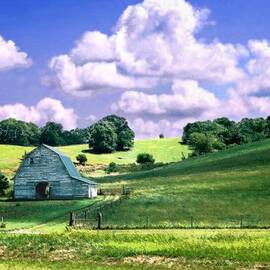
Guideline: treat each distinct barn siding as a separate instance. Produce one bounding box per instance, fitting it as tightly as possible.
[14,145,96,200]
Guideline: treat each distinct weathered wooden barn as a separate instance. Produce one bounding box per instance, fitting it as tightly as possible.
[14,144,97,200]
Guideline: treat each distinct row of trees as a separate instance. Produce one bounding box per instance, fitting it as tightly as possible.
[183,117,270,155]
[0,119,88,146]
[0,115,135,152]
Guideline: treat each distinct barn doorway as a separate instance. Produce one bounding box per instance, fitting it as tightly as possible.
[36,182,50,199]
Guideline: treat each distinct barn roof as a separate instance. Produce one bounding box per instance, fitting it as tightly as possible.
[42,144,96,186]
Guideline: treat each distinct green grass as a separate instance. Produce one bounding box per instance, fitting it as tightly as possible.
[0,138,189,178]
[96,139,270,228]
[58,137,189,165]
[0,229,269,269]
[0,199,102,231]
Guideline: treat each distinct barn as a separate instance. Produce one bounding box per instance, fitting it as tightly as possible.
[13,144,97,200]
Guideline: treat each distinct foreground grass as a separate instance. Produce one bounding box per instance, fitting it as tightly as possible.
[96,139,270,228]
[0,229,269,269]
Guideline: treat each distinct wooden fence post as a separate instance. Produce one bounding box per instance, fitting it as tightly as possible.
[240,216,243,228]
[190,216,194,228]
[97,211,102,229]
[84,211,87,221]
[69,212,75,226]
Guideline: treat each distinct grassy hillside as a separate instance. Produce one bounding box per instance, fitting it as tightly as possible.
[96,139,270,228]
[0,137,189,178]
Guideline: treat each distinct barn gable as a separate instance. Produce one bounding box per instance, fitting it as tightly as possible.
[14,144,97,200]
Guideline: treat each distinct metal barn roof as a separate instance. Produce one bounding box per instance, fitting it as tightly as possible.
[43,144,96,186]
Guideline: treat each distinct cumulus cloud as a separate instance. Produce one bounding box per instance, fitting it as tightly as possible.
[112,80,220,118]
[0,98,78,130]
[47,0,246,95]
[0,35,31,71]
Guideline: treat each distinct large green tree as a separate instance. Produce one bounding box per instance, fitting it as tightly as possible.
[88,121,117,153]
[88,115,134,153]
[40,122,65,146]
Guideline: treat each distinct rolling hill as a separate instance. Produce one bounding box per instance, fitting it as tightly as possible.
[96,139,270,228]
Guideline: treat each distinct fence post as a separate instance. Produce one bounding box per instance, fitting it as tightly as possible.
[146,216,149,228]
[84,211,87,221]
[240,216,243,228]
[69,212,75,226]
[122,185,125,195]
[97,211,102,229]
[190,216,194,228]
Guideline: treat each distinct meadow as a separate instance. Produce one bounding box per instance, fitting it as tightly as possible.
[95,139,270,228]
[0,229,269,269]
[0,137,189,178]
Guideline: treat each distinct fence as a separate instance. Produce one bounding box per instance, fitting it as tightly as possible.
[69,189,132,229]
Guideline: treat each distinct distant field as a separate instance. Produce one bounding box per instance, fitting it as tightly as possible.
[0,138,190,178]
[58,137,189,165]
[0,229,269,269]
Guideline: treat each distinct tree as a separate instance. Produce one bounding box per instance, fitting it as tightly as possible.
[189,132,215,155]
[88,115,135,153]
[0,173,9,196]
[101,115,135,151]
[159,134,164,139]
[136,153,155,164]
[89,121,117,153]
[0,118,40,146]
[76,154,87,165]
[40,122,65,146]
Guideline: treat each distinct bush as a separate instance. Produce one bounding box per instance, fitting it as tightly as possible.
[105,162,118,174]
[0,172,9,196]
[136,153,155,164]
[76,154,87,165]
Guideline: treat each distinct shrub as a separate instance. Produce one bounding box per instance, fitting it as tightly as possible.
[136,153,155,164]
[105,162,118,174]
[76,154,87,165]
[0,173,9,196]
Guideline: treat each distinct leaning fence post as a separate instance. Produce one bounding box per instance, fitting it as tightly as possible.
[69,212,75,226]
[97,211,102,229]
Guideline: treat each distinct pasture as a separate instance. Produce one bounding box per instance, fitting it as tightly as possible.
[0,229,269,269]
[0,137,189,178]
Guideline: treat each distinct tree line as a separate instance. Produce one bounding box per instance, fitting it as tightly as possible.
[183,116,270,155]
[0,115,135,153]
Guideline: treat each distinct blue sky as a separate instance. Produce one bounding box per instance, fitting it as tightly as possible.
[1,0,270,137]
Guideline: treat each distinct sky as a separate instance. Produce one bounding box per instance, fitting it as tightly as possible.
[1,0,270,138]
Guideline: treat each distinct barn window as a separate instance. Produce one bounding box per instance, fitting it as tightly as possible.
[30,157,34,164]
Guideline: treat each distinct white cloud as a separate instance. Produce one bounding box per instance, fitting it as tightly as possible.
[49,55,156,96]
[47,0,246,96]
[0,98,77,130]
[0,35,31,71]
[112,80,220,118]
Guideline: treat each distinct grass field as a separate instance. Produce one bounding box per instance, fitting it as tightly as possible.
[0,229,269,269]
[95,139,270,228]
[0,138,189,178]
[0,198,103,231]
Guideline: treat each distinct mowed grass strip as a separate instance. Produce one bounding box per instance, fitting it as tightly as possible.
[0,230,269,269]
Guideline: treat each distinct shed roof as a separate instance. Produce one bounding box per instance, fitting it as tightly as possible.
[42,144,96,186]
